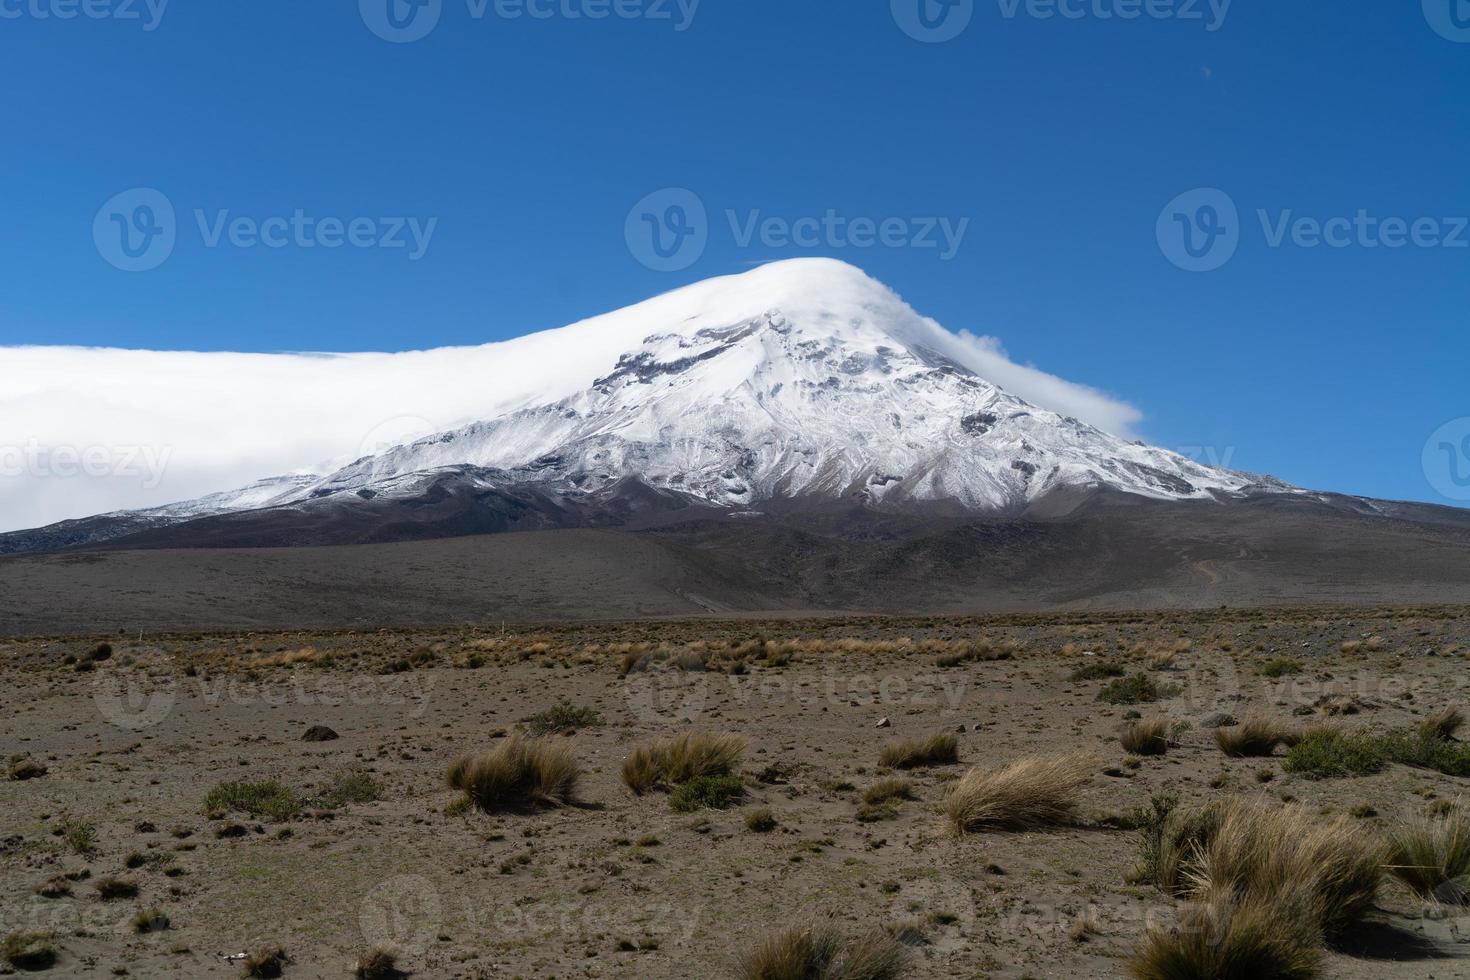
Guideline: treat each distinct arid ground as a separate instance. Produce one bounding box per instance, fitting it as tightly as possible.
[3,606,1470,978]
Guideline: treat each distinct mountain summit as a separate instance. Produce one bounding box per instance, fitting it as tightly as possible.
[4,260,1294,553]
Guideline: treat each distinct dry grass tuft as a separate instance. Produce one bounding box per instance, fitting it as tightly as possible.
[447,734,580,812]
[863,778,916,805]
[1385,809,1470,904]
[621,733,745,796]
[1419,706,1465,743]
[355,946,406,980]
[1121,717,1170,756]
[1130,893,1322,980]
[1215,718,1294,758]
[738,922,907,980]
[943,753,1097,833]
[242,946,290,978]
[878,733,959,770]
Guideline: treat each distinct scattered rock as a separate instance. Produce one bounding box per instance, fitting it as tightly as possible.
[875,718,891,729]
[301,726,339,742]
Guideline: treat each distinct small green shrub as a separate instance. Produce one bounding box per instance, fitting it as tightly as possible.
[1282,730,1387,779]
[1257,657,1304,678]
[527,702,605,735]
[1070,661,1126,682]
[669,774,744,813]
[2,931,57,971]
[58,819,97,855]
[314,770,382,808]
[204,781,303,821]
[745,808,778,833]
[1098,674,1179,705]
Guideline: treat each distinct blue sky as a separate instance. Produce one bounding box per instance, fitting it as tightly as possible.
[2,0,1466,507]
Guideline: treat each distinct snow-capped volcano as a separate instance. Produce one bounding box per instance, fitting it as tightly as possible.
[3,259,1294,553]
[168,259,1271,514]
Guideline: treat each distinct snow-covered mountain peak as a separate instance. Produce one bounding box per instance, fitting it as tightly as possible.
[47,259,1292,540]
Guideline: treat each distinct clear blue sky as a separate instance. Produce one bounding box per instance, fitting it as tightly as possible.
[2,1,1465,506]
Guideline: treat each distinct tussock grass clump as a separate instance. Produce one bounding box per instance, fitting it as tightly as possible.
[669,774,744,813]
[242,946,290,978]
[738,923,907,980]
[621,733,745,796]
[1257,657,1304,678]
[447,735,580,812]
[313,770,382,808]
[1191,801,1384,938]
[95,877,139,901]
[1130,797,1385,976]
[355,946,406,980]
[57,819,96,855]
[2,931,58,971]
[1120,717,1170,756]
[943,753,1097,833]
[1215,718,1293,758]
[863,778,916,806]
[1098,674,1179,705]
[1069,661,1125,682]
[1282,729,1387,779]
[1130,893,1322,980]
[878,733,959,770]
[204,780,304,821]
[132,908,170,933]
[746,808,778,833]
[1419,706,1465,743]
[1385,810,1470,904]
[527,702,604,735]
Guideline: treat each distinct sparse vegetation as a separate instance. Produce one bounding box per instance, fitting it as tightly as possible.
[1098,674,1179,705]
[878,733,958,770]
[313,770,382,808]
[1419,706,1465,743]
[2,931,57,971]
[1257,657,1304,678]
[1130,893,1321,980]
[242,946,290,978]
[1120,717,1170,756]
[1282,729,1387,779]
[862,778,916,805]
[738,923,907,980]
[669,774,745,813]
[1216,717,1294,758]
[57,819,96,855]
[355,946,405,980]
[1070,660,1126,681]
[621,732,745,795]
[95,877,139,901]
[943,753,1097,832]
[132,908,170,934]
[448,735,580,811]
[745,807,778,832]
[204,780,304,821]
[527,702,605,735]
[1385,810,1470,904]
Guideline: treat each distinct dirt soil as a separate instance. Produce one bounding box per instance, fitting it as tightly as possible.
[3,606,1469,978]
